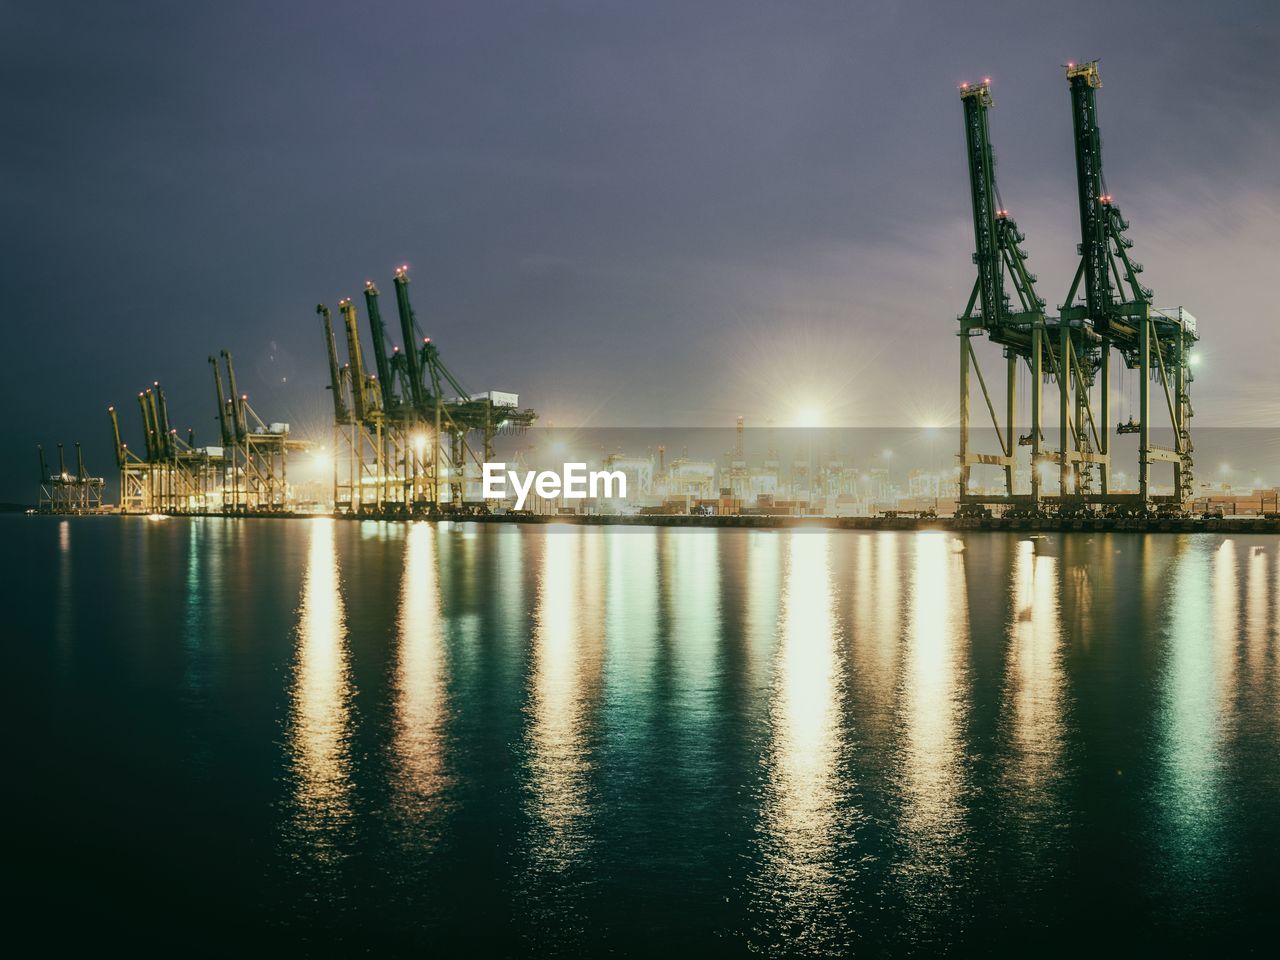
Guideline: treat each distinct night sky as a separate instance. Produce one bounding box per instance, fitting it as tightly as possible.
[3,0,1278,502]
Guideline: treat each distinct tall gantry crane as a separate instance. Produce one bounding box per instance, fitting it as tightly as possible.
[318,265,537,516]
[1058,60,1197,505]
[957,63,1198,516]
[958,77,1052,505]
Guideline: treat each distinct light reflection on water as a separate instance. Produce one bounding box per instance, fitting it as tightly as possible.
[285,518,355,861]
[897,533,971,890]
[524,531,605,875]
[30,518,1280,951]
[753,532,849,945]
[390,522,451,836]
[1003,539,1066,812]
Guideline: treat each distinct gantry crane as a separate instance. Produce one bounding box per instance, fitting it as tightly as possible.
[959,77,1051,506]
[35,442,104,513]
[1058,60,1197,506]
[108,381,222,513]
[318,265,537,516]
[206,350,310,512]
[956,64,1198,516]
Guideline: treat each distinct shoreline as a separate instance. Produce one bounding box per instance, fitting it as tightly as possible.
[28,511,1280,534]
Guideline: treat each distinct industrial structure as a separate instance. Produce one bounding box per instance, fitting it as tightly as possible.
[36,443,104,514]
[107,352,307,514]
[317,265,537,516]
[957,62,1198,516]
[53,67,1208,524]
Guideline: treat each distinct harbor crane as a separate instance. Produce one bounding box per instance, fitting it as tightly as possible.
[956,63,1197,516]
[318,266,536,516]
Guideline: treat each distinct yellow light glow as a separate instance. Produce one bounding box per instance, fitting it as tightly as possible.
[795,407,824,429]
[287,518,354,851]
[766,531,839,893]
[391,522,449,821]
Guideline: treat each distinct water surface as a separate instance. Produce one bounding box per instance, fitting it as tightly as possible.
[7,517,1279,953]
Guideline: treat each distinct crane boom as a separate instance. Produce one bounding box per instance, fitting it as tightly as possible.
[317,305,350,423]
[137,393,154,460]
[959,79,1046,341]
[155,382,174,459]
[392,267,427,412]
[222,351,245,441]
[209,356,231,446]
[363,282,398,412]
[1063,60,1149,345]
[147,389,164,461]
[108,406,125,468]
[339,298,370,421]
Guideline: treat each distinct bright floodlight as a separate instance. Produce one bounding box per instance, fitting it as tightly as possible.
[796,408,823,429]
[413,432,428,455]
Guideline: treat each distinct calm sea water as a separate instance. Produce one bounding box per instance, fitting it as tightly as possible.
[7,516,1279,954]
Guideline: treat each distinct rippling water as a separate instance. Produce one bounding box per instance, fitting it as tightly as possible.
[8,517,1279,954]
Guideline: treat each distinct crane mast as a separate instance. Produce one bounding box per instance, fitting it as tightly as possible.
[209,356,231,446]
[339,298,371,421]
[962,81,1004,331]
[155,382,174,459]
[316,306,350,423]
[222,350,245,442]
[392,267,427,413]
[363,282,398,413]
[108,406,125,468]
[137,392,154,460]
[1061,60,1197,503]
[958,78,1050,501]
[960,80,1047,342]
[1062,60,1149,347]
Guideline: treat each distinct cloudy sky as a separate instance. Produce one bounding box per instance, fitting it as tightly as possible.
[3,0,1278,500]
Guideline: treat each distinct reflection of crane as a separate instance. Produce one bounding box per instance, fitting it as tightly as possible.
[318,265,537,515]
[956,65,1198,517]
